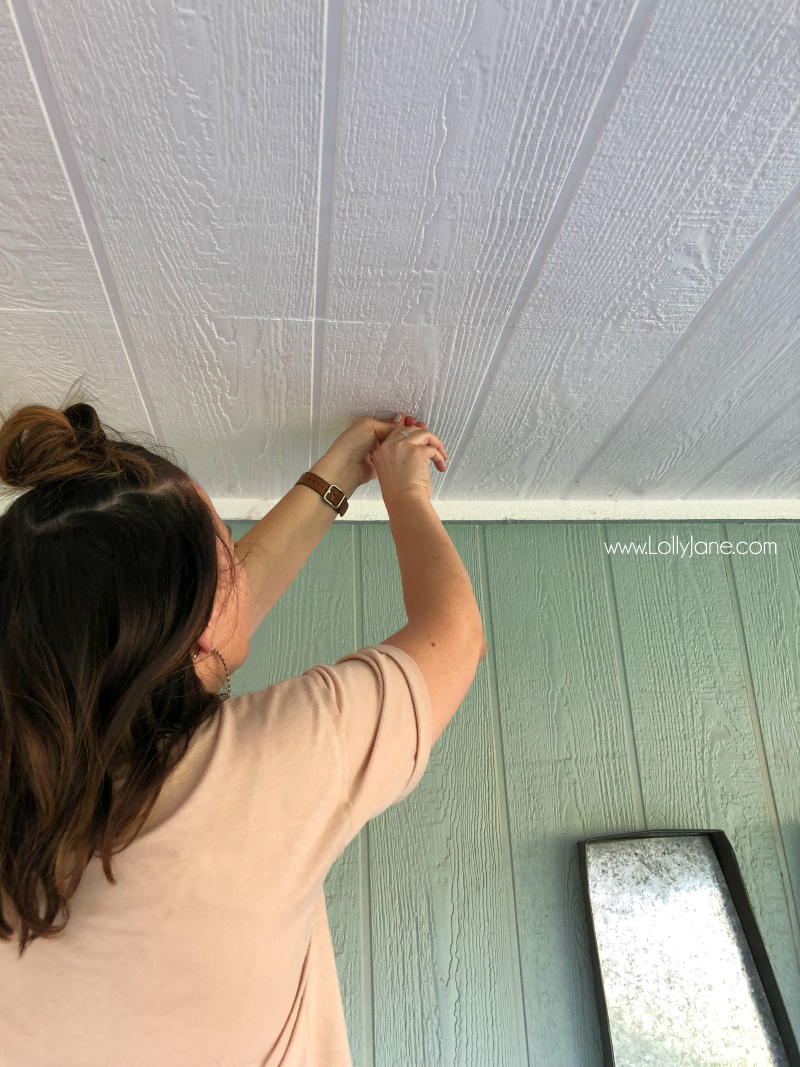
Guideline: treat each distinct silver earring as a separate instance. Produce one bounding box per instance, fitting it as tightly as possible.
[191,649,230,700]
[212,647,231,701]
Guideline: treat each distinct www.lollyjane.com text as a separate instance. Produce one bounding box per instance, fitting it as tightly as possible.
[604,535,776,558]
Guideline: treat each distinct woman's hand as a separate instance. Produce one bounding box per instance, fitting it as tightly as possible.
[317,413,429,491]
[370,415,448,504]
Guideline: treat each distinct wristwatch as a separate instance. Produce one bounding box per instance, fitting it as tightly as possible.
[295,471,349,516]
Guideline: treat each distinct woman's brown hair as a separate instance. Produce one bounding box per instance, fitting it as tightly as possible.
[0,400,235,956]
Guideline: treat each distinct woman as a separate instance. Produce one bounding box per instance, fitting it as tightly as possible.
[0,400,486,1066]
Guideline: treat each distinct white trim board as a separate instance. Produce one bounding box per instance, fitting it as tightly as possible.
[1,494,796,521]
[213,497,800,522]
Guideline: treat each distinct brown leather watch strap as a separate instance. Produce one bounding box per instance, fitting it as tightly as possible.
[294,471,349,516]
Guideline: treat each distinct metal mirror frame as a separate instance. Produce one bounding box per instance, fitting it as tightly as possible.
[577,829,800,1067]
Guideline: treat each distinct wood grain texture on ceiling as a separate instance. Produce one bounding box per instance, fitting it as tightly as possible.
[2,0,799,506]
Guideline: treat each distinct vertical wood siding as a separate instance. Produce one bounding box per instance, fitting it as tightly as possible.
[231,520,800,1066]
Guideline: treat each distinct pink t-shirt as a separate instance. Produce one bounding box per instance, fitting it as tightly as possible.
[0,643,432,1067]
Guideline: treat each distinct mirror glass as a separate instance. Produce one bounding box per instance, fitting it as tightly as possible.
[584,835,790,1066]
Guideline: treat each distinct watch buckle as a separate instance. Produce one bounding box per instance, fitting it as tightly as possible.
[323,484,343,509]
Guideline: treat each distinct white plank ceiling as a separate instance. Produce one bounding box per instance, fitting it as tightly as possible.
[2,0,799,518]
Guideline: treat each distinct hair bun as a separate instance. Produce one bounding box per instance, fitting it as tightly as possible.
[65,402,103,439]
[0,402,153,489]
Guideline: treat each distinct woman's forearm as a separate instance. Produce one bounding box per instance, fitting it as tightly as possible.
[234,458,360,635]
[385,489,482,632]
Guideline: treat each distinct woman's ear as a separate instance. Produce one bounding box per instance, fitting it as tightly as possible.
[193,625,215,657]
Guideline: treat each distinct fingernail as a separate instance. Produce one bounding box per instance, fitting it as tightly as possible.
[394,412,403,422]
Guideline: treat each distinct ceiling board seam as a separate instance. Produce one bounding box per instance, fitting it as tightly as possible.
[7,0,164,444]
[562,176,800,496]
[687,387,800,496]
[96,315,488,329]
[432,0,659,500]
[0,308,91,315]
[310,0,345,466]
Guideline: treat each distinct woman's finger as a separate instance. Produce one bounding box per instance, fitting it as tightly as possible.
[422,444,446,472]
[394,425,447,459]
[380,416,447,472]
[386,412,434,437]
[371,417,400,441]
[396,431,447,471]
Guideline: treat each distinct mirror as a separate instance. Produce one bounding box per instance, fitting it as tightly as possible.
[580,832,798,1066]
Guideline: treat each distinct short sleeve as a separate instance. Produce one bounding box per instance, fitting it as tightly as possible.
[302,642,433,834]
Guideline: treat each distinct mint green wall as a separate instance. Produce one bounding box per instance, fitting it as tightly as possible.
[230,521,800,1067]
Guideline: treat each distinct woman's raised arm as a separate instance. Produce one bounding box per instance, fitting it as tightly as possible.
[233,414,419,635]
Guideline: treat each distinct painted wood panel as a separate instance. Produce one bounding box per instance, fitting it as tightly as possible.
[484,523,641,1066]
[327,0,636,328]
[6,0,799,503]
[361,523,523,1066]
[447,0,800,500]
[1,5,104,315]
[0,311,146,436]
[320,0,638,480]
[5,0,800,505]
[126,316,313,498]
[725,523,800,956]
[573,201,800,499]
[706,403,800,499]
[607,521,800,1034]
[0,6,145,432]
[28,0,324,493]
[28,0,322,321]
